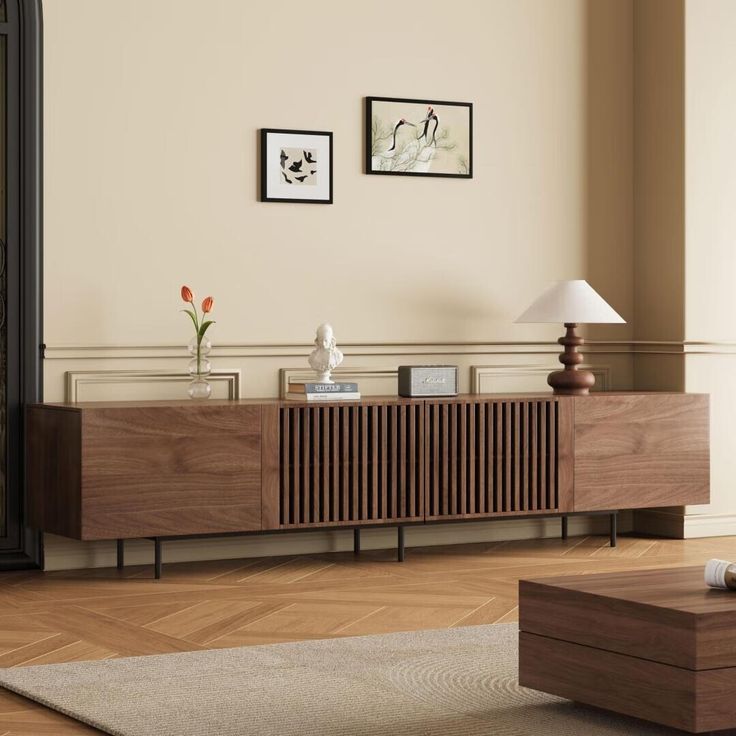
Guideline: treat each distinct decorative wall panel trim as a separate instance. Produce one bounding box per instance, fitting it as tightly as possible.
[279,367,398,398]
[64,369,241,402]
[44,339,736,362]
[471,364,611,394]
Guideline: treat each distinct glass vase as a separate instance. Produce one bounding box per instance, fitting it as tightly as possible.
[186,336,212,399]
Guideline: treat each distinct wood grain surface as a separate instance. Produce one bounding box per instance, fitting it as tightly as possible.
[573,393,710,510]
[520,566,736,669]
[26,392,710,542]
[4,533,736,735]
[81,405,263,539]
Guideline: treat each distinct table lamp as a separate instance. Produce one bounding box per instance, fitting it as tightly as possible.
[515,280,625,395]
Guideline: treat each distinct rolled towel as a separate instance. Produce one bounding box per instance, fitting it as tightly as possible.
[705,559,736,590]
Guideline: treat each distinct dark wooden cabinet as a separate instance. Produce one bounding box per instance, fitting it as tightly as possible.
[26,392,709,546]
[28,402,264,540]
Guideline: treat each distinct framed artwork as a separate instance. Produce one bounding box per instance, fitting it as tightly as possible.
[365,96,473,178]
[260,129,333,204]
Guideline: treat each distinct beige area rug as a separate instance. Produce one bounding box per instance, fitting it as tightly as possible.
[0,624,677,736]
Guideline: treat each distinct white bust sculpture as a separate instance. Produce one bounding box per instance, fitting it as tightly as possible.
[308,323,344,383]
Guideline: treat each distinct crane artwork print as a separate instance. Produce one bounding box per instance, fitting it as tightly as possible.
[366,96,472,178]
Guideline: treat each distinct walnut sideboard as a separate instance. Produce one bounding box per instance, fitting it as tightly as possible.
[26,392,710,577]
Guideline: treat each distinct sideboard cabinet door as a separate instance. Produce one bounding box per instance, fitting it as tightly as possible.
[573,394,709,511]
[80,404,263,539]
[424,397,574,520]
[275,402,425,528]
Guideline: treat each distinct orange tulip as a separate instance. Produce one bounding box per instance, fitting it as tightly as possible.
[181,285,194,303]
[202,296,214,314]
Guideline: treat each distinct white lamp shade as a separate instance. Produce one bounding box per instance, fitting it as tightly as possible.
[515,280,625,324]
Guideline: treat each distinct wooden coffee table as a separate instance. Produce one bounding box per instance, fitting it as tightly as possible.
[519,566,736,733]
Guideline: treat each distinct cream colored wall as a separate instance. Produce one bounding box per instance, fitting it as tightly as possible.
[681,0,736,524]
[41,0,635,568]
[685,0,736,344]
[630,0,736,534]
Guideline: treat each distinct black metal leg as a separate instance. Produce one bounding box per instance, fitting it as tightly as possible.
[154,537,162,579]
[353,528,361,555]
[398,526,405,562]
[116,539,124,570]
[561,515,568,541]
[610,513,617,548]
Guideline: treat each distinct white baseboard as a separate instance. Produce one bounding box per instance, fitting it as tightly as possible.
[42,514,629,572]
[634,509,736,539]
[683,512,736,538]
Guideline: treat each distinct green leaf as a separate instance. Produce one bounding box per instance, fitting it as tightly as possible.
[198,320,216,338]
[180,308,199,332]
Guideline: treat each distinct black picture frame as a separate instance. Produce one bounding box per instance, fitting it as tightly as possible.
[365,96,473,179]
[260,129,333,204]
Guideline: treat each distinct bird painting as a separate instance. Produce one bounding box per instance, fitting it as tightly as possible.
[282,171,292,183]
[310,170,316,175]
[280,150,288,169]
[388,118,417,151]
[295,175,308,183]
[418,106,439,146]
[304,151,317,164]
[288,160,303,173]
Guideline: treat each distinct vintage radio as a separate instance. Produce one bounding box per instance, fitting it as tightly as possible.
[398,365,459,398]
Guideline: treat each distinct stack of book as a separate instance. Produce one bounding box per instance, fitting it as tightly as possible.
[286,381,361,401]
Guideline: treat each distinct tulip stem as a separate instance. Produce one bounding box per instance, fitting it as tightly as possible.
[189,299,203,376]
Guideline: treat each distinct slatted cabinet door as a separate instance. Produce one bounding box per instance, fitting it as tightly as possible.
[278,400,425,528]
[425,397,573,521]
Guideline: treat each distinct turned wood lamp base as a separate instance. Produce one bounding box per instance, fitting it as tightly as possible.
[548,323,595,396]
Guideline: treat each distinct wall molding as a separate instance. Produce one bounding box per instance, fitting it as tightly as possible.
[65,369,242,401]
[471,363,610,393]
[43,339,736,362]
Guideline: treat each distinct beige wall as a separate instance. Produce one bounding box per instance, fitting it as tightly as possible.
[41,0,636,568]
[682,0,736,523]
[631,0,736,533]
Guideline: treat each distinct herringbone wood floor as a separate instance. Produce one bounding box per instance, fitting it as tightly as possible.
[1,533,735,734]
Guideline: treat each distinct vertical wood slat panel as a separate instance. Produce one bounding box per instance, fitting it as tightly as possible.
[530,402,538,512]
[292,409,300,525]
[371,405,379,520]
[331,407,339,523]
[475,403,483,514]
[280,408,290,525]
[279,403,423,528]
[458,403,467,516]
[539,402,547,514]
[422,398,561,520]
[548,402,556,511]
[352,406,359,521]
[341,406,349,521]
[390,406,398,519]
[380,405,388,521]
[280,398,564,527]
[441,404,449,516]
[410,405,417,518]
[312,408,320,523]
[514,402,521,512]
[360,408,368,521]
